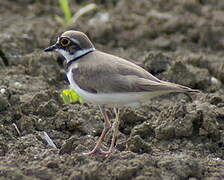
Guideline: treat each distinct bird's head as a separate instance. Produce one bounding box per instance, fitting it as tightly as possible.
[44,30,95,63]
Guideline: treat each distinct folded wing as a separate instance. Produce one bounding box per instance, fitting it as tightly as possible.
[71,51,199,94]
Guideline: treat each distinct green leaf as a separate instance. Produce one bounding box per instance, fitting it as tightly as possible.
[60,89,84,104]
[58,0,72,26]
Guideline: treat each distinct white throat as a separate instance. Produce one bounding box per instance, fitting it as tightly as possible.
[57,48,95,63]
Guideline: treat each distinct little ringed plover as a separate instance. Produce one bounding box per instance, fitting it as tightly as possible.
[44,30,199,156]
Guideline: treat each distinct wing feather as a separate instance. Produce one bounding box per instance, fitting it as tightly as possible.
[70,51,198,94]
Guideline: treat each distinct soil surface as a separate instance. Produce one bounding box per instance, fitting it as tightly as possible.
[0,1,224,180]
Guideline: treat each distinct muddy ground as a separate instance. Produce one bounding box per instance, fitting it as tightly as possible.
[0,0,224,180]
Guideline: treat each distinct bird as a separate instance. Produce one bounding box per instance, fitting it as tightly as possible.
[44,30,199,156]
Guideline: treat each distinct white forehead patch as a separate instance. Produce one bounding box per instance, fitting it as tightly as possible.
[56,37,60,44]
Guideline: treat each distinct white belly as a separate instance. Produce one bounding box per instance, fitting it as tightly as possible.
[67,68,163,107]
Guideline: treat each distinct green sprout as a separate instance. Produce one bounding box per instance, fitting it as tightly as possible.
[60,89,84,104]
[57,1,97,27]
[58,0,72,26]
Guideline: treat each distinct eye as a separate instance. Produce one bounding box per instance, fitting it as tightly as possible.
[60,37,71,47]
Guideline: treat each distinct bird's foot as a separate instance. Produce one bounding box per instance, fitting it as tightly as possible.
[100,148,115,157]
[83,147,114,157]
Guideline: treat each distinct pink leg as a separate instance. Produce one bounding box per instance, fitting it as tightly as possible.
[83,106,111,155]
[102,108,122,157]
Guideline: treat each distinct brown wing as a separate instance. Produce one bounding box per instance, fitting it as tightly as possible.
[71,51,198,94]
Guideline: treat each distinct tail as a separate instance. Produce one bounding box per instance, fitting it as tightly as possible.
[186,88,200,93]
[161,80,200,94]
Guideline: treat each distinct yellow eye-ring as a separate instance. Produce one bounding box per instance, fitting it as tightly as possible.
[60,37,71,47]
